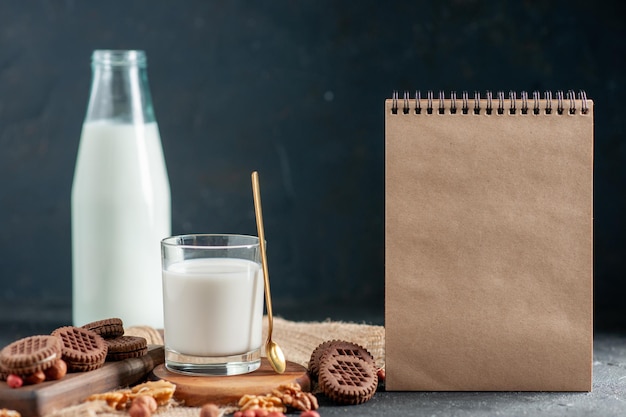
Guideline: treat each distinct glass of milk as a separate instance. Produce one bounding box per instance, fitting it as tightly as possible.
[161,234,264,376]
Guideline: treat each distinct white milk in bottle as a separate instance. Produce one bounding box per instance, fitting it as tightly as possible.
[72,50,171,328]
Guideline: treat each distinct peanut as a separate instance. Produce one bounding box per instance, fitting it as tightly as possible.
[300,411,321,417]
[128,403,151,417]
[23,370,45,385]
[6,374,23,389]
[132,395,157,413]
[199,403,220,417]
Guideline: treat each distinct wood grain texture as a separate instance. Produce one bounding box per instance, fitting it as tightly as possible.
[151,358,310,406]
[0,345,164,417]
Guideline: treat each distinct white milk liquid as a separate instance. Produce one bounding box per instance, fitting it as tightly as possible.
[162,258,264,357]
[72,121,171,328]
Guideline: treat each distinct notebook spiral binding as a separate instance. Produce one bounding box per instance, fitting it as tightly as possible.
[391,90,588,116]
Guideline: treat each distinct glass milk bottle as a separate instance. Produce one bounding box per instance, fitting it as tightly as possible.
[72,50,171,328]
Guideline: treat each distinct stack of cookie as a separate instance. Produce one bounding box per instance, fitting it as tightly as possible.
[52,318,148,372]
[81,318,148,362]
[0,317,148,387]
[308,340,379,405]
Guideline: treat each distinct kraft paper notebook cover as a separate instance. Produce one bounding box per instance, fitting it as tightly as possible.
[384,91,593,391]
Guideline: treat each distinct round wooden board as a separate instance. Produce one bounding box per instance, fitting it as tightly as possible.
[150,358,310,406]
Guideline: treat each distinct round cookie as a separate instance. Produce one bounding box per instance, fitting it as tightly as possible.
[318,341,376,371]
[308,340,341,380]
[82,318,124,339]
[0,362,9,381]
[309,340,376,382]
[0,335,63,376]
[105,336,147,361]
[318,354,378,405]
[51,326,107,372]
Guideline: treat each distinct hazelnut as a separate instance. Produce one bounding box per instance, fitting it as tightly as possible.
[23,370,46,385]
[6,374,23,388]
[129,403,152,417]
[44,359,67,381]
[132,395,158,412]
[199,403,220,417]
[300,411,321,417]
[377,367,386,382]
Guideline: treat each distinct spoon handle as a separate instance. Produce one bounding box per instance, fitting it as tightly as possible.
[251,171,274,337]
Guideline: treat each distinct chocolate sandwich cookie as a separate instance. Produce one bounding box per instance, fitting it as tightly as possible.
[0,335,63,377]
[0,359,12,381]
[51,326,107,372]
[318,354,378,405]
[308,340,340,380]
[105,336,148,361]
[309,340,376,380]
[81,318,124,339]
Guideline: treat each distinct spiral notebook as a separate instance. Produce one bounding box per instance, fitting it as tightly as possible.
[385,91,593,391]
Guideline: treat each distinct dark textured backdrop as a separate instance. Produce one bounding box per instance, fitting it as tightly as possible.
[0,1,624,334]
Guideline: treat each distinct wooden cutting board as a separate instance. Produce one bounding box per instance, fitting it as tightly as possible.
[0,345,164,417]
[151,358,310,406]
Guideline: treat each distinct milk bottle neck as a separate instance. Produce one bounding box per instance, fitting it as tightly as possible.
[84,50,156,124]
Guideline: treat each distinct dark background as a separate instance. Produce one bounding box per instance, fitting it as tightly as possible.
[0,1,624,338]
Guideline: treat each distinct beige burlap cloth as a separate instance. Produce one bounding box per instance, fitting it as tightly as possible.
[46,317,384,417]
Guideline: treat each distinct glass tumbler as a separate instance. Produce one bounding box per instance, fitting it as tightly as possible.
[161,234,264,376]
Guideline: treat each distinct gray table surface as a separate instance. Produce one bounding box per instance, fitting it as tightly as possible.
[1,304,625,417]
[316,334,626,417]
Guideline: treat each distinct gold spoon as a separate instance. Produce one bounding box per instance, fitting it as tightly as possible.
[251,171,286,374]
